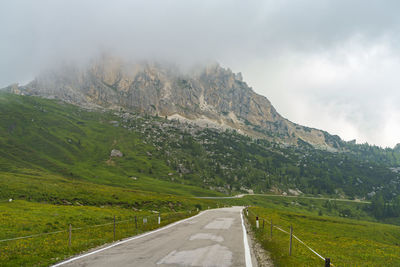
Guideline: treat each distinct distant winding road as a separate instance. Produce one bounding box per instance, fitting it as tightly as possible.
[197,193,371,204]
[53,207,257,267]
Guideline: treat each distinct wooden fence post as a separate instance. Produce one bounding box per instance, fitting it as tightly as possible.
[69,224,72,247]
[262,219,265,230]
[113,215,116,241]
[270,219,273,238]
[325,258,331,267]
[289,225,293,256]
[135,216,137,229]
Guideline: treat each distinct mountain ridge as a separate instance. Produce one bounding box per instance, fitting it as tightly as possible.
[4,55,343,150]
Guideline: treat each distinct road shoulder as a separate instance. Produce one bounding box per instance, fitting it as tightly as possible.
[244,215,274,267]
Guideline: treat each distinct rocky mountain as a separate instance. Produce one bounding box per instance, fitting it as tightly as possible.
[4,55,343,150]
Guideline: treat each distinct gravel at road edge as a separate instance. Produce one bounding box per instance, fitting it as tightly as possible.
[244,216,274,267]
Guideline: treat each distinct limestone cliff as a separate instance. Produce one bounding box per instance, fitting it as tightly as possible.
[6,55,343,149]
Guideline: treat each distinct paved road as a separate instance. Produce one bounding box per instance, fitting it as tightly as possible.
[54,207,256,267]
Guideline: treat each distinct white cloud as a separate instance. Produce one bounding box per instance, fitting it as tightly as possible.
[1,0,400,147]
[236,37,400,147]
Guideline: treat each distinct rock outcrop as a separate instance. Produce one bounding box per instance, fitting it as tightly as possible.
[110,149,123,157]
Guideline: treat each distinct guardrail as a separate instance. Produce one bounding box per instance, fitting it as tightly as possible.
[246,208,335,267]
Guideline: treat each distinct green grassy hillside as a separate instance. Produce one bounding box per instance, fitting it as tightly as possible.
[0,200,201,266]
[246,205,400,266]
[1,92,400,265]
[0,92,220,266]
[0,93,222,198]
[1,92,400,211]
[220,194,400,265]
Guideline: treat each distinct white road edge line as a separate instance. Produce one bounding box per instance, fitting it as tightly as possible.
[240,209,253,267]
[51,210,211,267]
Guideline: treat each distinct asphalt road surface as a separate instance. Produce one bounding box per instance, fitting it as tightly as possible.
[54,206,257,267]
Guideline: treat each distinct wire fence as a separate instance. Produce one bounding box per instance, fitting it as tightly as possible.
[246,208,334,267]
[0,210,196,266]
[0,215,161,243]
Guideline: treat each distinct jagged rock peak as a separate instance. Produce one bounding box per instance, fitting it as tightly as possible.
[6,55,343,150]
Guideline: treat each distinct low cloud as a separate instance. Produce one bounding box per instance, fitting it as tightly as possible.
[238,37,400,147]
[1,0,399,147]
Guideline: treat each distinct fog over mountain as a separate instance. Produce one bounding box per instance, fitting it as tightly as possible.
[1,0,400,147]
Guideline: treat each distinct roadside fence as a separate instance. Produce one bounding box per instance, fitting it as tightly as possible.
[246,208,334,267]
[0,210,196,265]
[0,211,193,244]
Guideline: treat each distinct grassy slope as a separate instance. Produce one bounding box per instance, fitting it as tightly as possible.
[0,200,198,266]
[0,171,215,210]
[213,195,400,265]
[0,93,219,266]
[0,93,222,198]
[220,195,375,222]
[247,206,400,266]
[226,195,400,266]
[2,92,399,200]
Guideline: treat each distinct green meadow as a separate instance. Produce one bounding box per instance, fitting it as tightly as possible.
[221,194,376,223]
[0,93,219,266]
[0,200,203,266]
[0,93,223,197]
[0,173,217,267]
[242,197,400,266]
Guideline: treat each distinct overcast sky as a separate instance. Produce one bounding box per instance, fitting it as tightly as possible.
[1,0,400,147]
